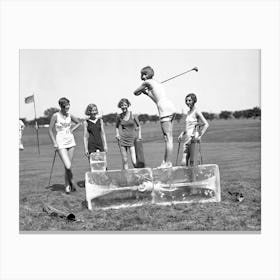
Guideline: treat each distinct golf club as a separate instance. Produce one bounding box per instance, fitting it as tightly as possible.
[198,141,203,165]
[134,67,198,96]
[48,149,57,187]
[175,140,181,166]
[161,67,198,84]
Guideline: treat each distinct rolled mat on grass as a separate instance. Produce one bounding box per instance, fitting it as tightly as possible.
[42,203,84,222]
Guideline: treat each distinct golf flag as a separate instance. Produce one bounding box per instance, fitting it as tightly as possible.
[24,93,40,155]
[25,94,34,104]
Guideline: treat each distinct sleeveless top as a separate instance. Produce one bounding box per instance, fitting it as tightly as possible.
[116,111,139,147]
[87,118,104,153]
[55,111,76,149]
[147,79,176,118]
[184,108,198,144]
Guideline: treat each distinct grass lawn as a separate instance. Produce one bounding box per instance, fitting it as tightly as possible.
[19,118,261,232]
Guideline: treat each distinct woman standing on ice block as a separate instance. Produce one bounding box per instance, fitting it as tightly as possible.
[48,97,81,194]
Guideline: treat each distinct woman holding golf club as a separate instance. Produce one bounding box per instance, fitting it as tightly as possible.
[134,66,176,168]
[178,93,209,166]
[115,98,141,170]
[48,97,81,194]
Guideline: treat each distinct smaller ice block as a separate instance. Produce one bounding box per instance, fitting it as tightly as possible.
[85,168,153,210]
[152,164,220,205]
[89,151,107,171]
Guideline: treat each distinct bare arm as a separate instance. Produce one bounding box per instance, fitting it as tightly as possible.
[115,127,121,140]
[178,113,187,142]
[178,129,186,142]
[115,116,121,140]
[83,121,89,157]
[70,115,81,132]
[133,81,151,96]
[196,110,209,138]
[133,115,142,139]
[137,124,142,140]
[48,113,58,148]
[100,119,108,152]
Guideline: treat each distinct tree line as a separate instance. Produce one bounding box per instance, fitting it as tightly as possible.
[21,106,261,126]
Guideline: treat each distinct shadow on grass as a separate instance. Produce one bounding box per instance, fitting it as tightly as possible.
[46,184,65,192]
[46,181,85,192]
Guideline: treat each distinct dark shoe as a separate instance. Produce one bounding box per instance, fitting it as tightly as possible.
[71,182,77,192]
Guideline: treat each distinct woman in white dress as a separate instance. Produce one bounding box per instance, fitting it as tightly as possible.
[178,93,209,166]
[49,97,81,193]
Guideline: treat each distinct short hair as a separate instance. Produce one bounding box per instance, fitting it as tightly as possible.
[185,93,197,104]
[85,103,98,116]
[141,66,154,79]
[118,98,131,108]
[58,97,70,107]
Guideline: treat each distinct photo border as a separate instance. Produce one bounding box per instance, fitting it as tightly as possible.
[1,1,279,279]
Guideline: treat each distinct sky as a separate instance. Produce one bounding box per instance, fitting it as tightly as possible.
[19,49,260,120]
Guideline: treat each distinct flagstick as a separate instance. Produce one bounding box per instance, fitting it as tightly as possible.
[33,93,40,155]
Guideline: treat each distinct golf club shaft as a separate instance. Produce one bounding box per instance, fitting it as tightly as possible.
[199,141,203,165]
[161,67,198,84]
[48,150,57,186]
[175,141,181,166]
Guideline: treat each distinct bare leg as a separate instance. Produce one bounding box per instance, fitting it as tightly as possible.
[57,148,71,169]
[67,146,75,165]
[129,146,137,168]
[67,147,76,190]
[120,146,129,169]
[181,152,187,166]
[57,148,74,192]
[161,121,173,164]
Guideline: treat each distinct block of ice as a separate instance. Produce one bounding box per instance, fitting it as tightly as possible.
[85,164,221,210]
[152,164,220,205]
[89,152,107,171]
[85,168,153,210]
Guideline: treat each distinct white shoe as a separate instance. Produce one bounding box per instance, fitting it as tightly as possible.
[158,161,172,168]
[165,162,172,168]
[157,161,165,168]
[65,185,71,194]
[19,144,24,150]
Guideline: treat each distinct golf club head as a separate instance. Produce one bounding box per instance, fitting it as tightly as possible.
[66,213,76,221]
[192,67,198,72]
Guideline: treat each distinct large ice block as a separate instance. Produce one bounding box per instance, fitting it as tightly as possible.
[89,152,107,171]
[85,168,153,210]
[152,164,220,205]
[85,164,221,210]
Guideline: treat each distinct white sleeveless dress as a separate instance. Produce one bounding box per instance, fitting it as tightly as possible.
[184,108,198,147]
[55,112,76,149]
